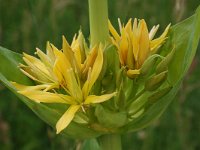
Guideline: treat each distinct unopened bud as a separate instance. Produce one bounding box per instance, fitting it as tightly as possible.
[148,86,172,104]
[128,92,151,115]
[156,47,175,73]
[145,71,168,91]
[140,54,162,76]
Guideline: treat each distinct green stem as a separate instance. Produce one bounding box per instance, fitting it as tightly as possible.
[88,0,109,46]
[97,134,122,150]
[88,1,121,149]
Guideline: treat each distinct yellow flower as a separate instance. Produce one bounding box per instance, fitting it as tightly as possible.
[109,18,170,78]
[12,32,116,134]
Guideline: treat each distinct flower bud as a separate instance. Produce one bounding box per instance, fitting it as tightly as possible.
[148,86,172,104]
[156,47,175,74]
[145,71,168,91]
[140,54,161,76]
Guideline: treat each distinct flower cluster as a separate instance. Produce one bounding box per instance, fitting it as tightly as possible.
[12,18,171,134]
[12,31,116,133]
[109,18,170,78]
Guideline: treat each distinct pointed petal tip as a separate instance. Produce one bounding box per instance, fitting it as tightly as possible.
[56,128,61,134]
[22,52,28,57]
[35,47,39,50]
[62,35,66,40]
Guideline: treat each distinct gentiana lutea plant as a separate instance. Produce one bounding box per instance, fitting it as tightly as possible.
[0,0,200,149]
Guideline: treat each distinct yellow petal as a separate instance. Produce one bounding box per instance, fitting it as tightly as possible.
[82,45,103,98]
[53,50,82,101]
[108,20,120,41]
[23,53,49,75]
[126,34,134,69]
[119,28,129,65]
[150,24,171,51]
[120,28,129,52]
[71,31,86,72]
[20,63,56,84]
[53,50,72,84]
[82,68,91,99]
[77,31,87,61]
[19,67,43,83]
[118,18,123,33]
[71,33,78,48]
[62,36,71,52]
[35,48,53,68]
[138,19,150,67]
[132,18,138,31]
[126,49,135,69]
[84,92,117,104]
[125,18,132,33]
[72,43,82,69]
[89,45,103,87]
[18,90,76,104]
[65,69,83,102]
[46,41,56,63]
[49,43,60,56]
[157,24,171,39]
[149,25,159,40]
[82,45,98,75]
[22,53,54,82]
[35,48,57,80]
[56,105,80,134]
[132,19,139,62]
[11,82,55,91]
[62,36,80,73]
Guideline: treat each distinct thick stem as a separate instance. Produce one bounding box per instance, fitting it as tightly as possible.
[88,0,109,46]
[88,1,121,149]
[97,134,122,150]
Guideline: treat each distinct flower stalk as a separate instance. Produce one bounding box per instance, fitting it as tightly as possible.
[88,0,122,149]
[88,0,109,46]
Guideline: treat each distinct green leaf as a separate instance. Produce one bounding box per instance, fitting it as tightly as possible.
[0,46,33,84]
[167,6,200,84]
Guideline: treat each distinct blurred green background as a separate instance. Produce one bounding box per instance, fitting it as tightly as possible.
[0,0,199,149]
